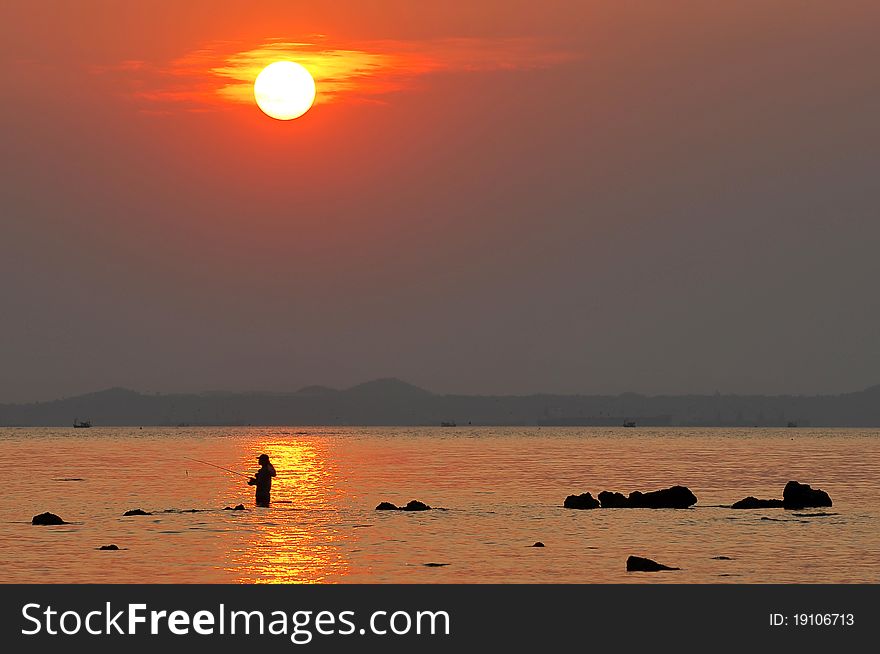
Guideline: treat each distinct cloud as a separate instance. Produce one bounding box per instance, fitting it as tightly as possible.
[96,35,578,112]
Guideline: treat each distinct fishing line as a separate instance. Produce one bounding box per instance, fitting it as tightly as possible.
[184,457,251,479]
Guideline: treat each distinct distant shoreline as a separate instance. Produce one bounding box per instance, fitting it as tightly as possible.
[2,378,879,428]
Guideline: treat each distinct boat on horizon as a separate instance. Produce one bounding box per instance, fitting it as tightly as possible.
[73,419,92,428]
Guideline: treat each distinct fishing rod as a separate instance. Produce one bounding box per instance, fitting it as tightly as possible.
[184,457,251,479]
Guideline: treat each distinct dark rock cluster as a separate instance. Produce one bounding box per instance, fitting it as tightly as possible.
[730,480,832,510]
[564,486,697,509]
[607,486,697,509]
[375,500,431,511]
[563,493,600,509]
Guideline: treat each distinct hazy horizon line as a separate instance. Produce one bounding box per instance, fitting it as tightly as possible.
[4,377,879,406]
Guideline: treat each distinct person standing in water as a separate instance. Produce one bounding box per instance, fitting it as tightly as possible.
[248,454,276,507]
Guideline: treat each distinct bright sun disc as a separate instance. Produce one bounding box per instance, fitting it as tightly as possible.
[254,61,316,121]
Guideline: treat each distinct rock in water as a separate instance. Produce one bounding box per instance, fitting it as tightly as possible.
[598,486,697,508]
[531,542,545,547]
[626,555,680,572]
[122,509,152,516]
[98,544,120,551]
[730,496,784,509]
[375,500,432,511]
[32,512,66,525]
[629,486,697,508]
[782,481,832,510]
[598,491,630,508]
[563,493,601,509]
[223,504,246,511]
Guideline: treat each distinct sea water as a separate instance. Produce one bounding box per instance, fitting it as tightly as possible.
[0,427,877,583]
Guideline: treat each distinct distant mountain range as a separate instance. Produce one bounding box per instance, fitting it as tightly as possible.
[2,378,879,427]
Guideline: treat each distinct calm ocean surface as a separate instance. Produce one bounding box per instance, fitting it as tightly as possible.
[1,427,877,583]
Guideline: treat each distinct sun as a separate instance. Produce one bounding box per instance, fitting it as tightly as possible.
[253,61,316,121]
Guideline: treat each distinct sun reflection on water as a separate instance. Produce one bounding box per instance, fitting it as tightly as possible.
[225,432,353,583]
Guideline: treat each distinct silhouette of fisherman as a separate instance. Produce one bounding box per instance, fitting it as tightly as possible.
[248,454,276,507]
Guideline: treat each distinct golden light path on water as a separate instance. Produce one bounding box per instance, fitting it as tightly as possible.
[224,436,353,583]
[0,427,878,584]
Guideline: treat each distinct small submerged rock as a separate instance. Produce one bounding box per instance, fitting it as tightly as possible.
[123,509,152,516]
[375,500,432,511]
[730,496,784,509]
[563,493,600,509]
[223,504,246,511]
[626,555,680,572]
[423,562,449,567]
[782,480,832,510]
[98,544,120,551]
[531,541,545,547]
[32,512,67,525]
[712,556,733,560]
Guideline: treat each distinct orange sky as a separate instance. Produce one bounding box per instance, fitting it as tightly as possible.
[2,1,879,402]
